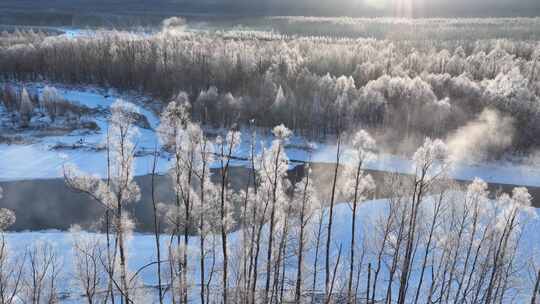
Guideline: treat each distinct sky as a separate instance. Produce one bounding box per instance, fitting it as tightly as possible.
[290,0,540,17]
[0,0,539,18]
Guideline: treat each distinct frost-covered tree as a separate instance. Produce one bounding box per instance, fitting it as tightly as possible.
[0,85,18,114]
[41,86,63,122]
[159,96,217,304]
[483,187,532,303]
[325,133,344,301]
[0,189,15,231]
[149,148,165,304]
[257,124,292,303]
[192,133,216,304]
[157,93,198,304]
[271,85,287,125]
[341,130,376,302]
[23,241,62,304]
[195,86,219,124]
[19,88,34,127]
[396,138,449,304]
[0,188,22,304]
[65,99,141,303]
[291,165,319,303]
[215,130,241,304]
[69,226,107,304]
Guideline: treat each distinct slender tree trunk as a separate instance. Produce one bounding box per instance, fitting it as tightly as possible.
[279,234,288,304]
[151,148,164,304]
[246,127,258,304]
[484,210,518,304]
[312,211,324,304]
[371,208,392,304]
[397,169,426,304]
[199,231,206,304]
[105,210,115,304]
[454,202,480,303]
[219,139,235,304]
[348,161,363,303]
[366,263,371,304]
[174,150,183,303]
[413,192,444,304]
[271,212,289,304]
[251,198,270,304]
[241,188,249,304]
[221,167,229,304]
[354,246,366,299]
[105,131,115,304]
[117,202,130,304]
[326,244,343,304]
[531,268,540,304]
[265,145,283,303]
[443,212,467,304]
[295,172,311,303]
[206,235,217,303]
[199,141,209,304]
[459,226,489,304]
[251,220,264,304]
[182,154,194,304]
[385,197,408,304]
[325,136,341,297]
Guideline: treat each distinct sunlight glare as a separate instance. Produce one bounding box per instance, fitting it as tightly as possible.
[392,0,413,18]
[364,0,390,10]
[364,0,414,18]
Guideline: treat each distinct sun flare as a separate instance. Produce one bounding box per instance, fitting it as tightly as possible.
[365,0,415,17]
[393,0,414,17]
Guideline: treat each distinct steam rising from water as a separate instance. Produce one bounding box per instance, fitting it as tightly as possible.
[447,109,514,163]
[161,17,187,34]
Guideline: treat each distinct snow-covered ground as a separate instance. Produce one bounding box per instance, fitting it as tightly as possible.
[4,195,539,303]
[0,84,167,180]
[1,84,540,188]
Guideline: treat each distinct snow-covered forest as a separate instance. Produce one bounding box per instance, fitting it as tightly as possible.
[1,15,540,304]
[1,18,540,155]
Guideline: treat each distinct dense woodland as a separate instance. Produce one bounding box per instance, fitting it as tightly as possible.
[1,22,540,154]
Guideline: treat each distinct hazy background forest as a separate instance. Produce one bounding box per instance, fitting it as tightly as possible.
[2,17,540,158]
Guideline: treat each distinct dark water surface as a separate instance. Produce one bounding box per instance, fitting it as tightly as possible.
[1,163,538,232]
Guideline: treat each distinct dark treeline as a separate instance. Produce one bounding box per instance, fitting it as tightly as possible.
[1,27,540,153]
